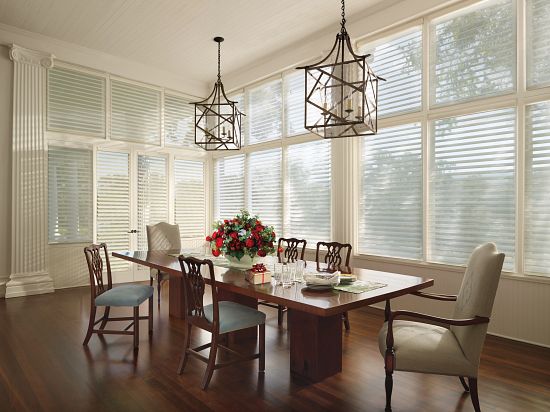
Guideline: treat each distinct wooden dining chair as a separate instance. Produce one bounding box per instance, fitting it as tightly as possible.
[316,241,353,331]
[379,243,505,412]
[259,237,307,326]
[83,243,154,350]
[146,222,181,305]
[177,255,266,390]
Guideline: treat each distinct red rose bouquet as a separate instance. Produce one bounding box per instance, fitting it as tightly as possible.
[206,210,277,261]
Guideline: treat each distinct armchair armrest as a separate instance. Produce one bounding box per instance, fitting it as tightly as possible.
[411,290,457,301]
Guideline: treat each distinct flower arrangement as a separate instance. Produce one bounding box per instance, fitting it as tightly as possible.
[206,210,278,260]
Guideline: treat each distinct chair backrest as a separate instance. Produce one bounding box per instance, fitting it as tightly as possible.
[277,237,307,263]
[451,243,505,369]
[84,243,113,300]
[178,256,218,332]
[146,222,181,251]
[315,241,352,272]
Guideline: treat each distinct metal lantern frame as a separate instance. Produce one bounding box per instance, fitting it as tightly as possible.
[194,37,244,151]
[297,0,384,139]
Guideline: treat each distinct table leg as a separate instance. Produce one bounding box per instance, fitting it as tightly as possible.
[218,289,258,342]
[168,276,185,318]
[288,308,342,382]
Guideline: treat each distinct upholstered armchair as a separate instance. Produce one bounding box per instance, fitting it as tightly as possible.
[146,222,181,304]
[379,243,505,412]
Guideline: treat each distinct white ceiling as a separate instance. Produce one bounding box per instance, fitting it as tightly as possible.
[0,0,389,85]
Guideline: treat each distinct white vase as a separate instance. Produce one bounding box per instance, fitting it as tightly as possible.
[224,254,259,268]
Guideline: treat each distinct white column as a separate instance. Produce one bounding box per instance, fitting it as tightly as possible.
[5,45,55,298]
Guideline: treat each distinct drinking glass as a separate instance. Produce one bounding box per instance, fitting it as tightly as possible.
[295,260,305,283]
[281,264,292,288]
[287,262,297,283]
[273,262,283,285]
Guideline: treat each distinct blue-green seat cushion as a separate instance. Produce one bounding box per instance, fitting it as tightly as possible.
[204,301,266,334]
[95,284,154,307]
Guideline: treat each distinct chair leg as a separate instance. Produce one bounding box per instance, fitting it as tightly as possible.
[157,271,162,306]
[385,369,393,412]
[343,311,350,331]
[468,378,481,412]
[201,336,218,390]
[99,306,110,330]
[259,323,265,373]
[277,305,284,326]
[459,376,470,392]
[177,323,192,374]
[150,275,153,286]
[83,305,97,345]
[148,296,153,336]
[133,306,139,350]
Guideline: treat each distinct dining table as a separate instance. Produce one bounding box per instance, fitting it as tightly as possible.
[112,249,434,382]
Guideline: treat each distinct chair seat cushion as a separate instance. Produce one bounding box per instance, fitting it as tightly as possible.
[204,301,266,334]
[378,320,476,377]
[95,284,154,307]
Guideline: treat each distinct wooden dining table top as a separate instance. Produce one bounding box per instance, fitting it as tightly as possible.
[112,249,434,317]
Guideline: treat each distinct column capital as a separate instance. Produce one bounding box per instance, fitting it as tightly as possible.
[9,44,54,68]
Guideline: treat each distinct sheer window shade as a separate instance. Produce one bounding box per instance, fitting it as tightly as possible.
[111,80,161,145]
[284,71,307,136]
[48,146,93,243]
[429,108,516,270]
[137,155,168,250]
[174,159,205,239]
[164,93,195,148]
[286,140,331,244]
[525,101,550,276]
[96,151,130,271]
[247,79,282,145]
[361,28,422,117]
[47,67,105,136]
[527,0,550,88]
[214,155,245,220]
[430,0,515,106]
[359,123,423,259]
[248,149,283,235]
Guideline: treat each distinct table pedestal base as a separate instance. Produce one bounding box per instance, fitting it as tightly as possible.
[288,309,342,382]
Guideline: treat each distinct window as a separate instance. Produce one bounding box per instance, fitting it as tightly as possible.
[247,79,282,145]
[48,146,93,243]
[429,108,516,270]
[111,80,161,145]
[214,154,245,220]
[47,67,106,136]
[248,149,283,235]
[96,151,130,270]
[430,0,515,106]
[174,159,205,239]
[284,71,306,136]
[527,0,550,88]
[525,101,550,275]
[359,123,423,259]
[164,93,195,148]
[361,27,422,117]
[137,155,168,250]
[286,140,331,244]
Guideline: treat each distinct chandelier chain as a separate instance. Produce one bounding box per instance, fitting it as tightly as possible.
[217,41,221,83]
[341,0,346,31]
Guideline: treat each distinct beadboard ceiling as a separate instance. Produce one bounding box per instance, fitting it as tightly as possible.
[0,0,390,85]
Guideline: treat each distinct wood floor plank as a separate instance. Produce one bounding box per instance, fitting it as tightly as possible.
[0,285,548,412]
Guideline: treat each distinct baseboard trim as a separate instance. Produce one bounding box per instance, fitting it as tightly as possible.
[5,271,55,298]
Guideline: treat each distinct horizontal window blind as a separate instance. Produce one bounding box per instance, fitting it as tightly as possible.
[429,108,516,269]
[137,155,168,250]
[286,140,331,245]
[284,71,307,137]
[525,101,550,276]
[229,92,246,143]
[527,0,550,88]
[362,27,422,117]
[47,67,105,136]
[248,149,283,235]
[214,155,245,220]
[164,93,195,148]
[247,79,282,145]
[48,146,93,243]
[96,151,130,271]
[430,0,515,106]
[111,80,161,145]
[359,123,423,259]
[174,159,205,239]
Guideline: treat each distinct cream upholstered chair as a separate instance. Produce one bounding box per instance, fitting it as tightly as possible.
[146,222,181,304]
[379,243,505,412]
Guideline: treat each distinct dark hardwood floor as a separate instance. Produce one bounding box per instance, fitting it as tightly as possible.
[0,285,549,412]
